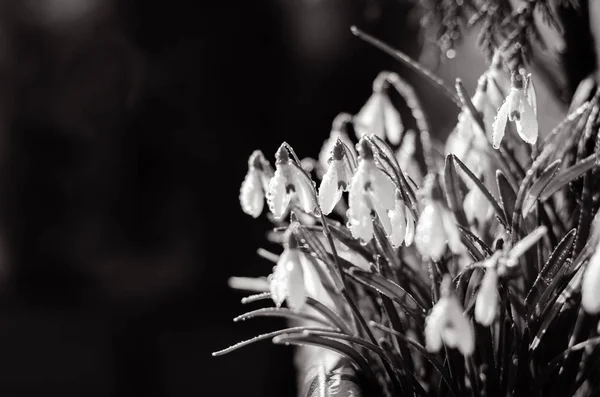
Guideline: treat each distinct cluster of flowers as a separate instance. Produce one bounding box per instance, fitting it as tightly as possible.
[219,39,600,396]
[238,50,550,355]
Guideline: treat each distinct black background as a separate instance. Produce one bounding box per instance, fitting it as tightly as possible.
[0,0,434,395]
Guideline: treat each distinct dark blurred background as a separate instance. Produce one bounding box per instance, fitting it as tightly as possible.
[0,0,581,395]
[0,0,428,396]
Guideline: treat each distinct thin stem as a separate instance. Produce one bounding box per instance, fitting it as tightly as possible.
[351,26,462,107]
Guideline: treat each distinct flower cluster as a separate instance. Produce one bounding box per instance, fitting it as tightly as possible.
[220,40,600,397]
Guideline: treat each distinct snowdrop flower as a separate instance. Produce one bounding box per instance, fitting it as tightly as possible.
[354,75,403,145]
[318,139,355,215]
[582,240,600,314]
[475,267,498,326]
[347,139,396,243]
[425,276,474,356]
[240,150,274,218]
[270,229,331,310]
[270,231,307,310]
[267,144,318,219]
[388,191,415,248]
[414,175,463,261]
[318,113,356,173]
[492,72,538,149]
[463,185,493,227]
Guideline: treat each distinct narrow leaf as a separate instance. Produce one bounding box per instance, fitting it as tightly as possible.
[540,152,600,202]
[344,267,427,321]
[444,154,470,228]
[497,170,517,230]
[525,229,576,306]
[212,326,328,357]
[452,154,506,227]
[522,159,561,216]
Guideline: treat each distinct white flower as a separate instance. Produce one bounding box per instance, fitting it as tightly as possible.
[270,231,331,310]
[347,139,396,243]
[318,139,354,215]
[267,144,318,219]
[475,267,498,326]
[354,89,403,145]
[270,246,306,310]
[388,192,415,248]
[582,241,600,314]
[463,186,493,227]
[240,150,273,218]
[414,177,463,261]
[318,114,356,172]
[425,277,474,356]
[492,73,538,149]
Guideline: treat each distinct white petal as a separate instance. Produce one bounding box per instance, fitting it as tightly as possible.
[442,210,464,255]
[516,97,538,145]
[285,254,306,310]
[526,74,538,116]
[455,112,475,141]
[348,163,374,241]
[354,93,385,139]
[318,134,337,172]
[415,203,447,261]
[404,206,415,246]
[368,190,392,236]
[290,164,318,214]
[382,94,403,145]
[444,298,474,355]
[267,168,291,219]
[464,187,491,226]
[348,165,367,215]
[240,169,265,218]
[583,248,600,314]
[475,268,498,326]
[388,201,407,247]
[300,257,334,309]
[370,166,396,210]
[270,250,291,307]
[318,165,342,215]
[492,97,510,149]
[347,196,374,242]
[425,299,447,353]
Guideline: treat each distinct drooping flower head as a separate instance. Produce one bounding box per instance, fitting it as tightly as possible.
[318,139,355,215]
[267,143,318,220]
[463,183,493,228]
[425,275,474,356]
[240,150,274,218]
[270,227,333,311]
[318,113,357,174]
[346,138,396,243]
[492,72,538,149]
[354,73,403,145]
[414,174,463,261]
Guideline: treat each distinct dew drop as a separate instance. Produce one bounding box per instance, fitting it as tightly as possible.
[446,49,456,59]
